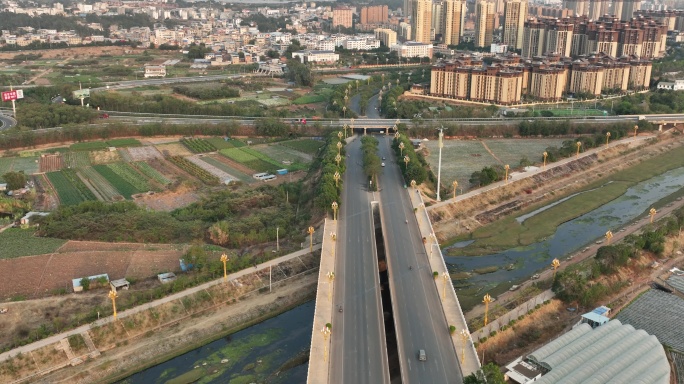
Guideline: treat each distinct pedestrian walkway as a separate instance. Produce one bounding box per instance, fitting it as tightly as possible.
[0,244,321,364]
[307,219,336,384]
[409,187,481,376]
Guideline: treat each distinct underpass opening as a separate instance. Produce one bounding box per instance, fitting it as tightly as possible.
[371,201,401,381]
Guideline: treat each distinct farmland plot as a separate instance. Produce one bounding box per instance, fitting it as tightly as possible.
[107,162,154,191]
[424,140,498,191]
[39,154,63,173]
[79,166,122,201]
[156,143,193,157]
[93,165,142,199]
[90,149,121,165]
[126,146,164,161]
[168,156,219,185]
[132,161,171,185]
[11,156,39,174]
[181,138,217,153]
[64,152,91,168]
[255,143,312,163]
[46,170,97,205]
[0,158,12,177]
[188,155,235,183]
[203,155,253,183]
[71,141,107,151]
[107,138,141,147]
[206,137,242,150]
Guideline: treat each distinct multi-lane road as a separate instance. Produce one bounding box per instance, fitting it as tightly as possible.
[0,112,16,130]
[377,137,463,383]
[330,138,390,384]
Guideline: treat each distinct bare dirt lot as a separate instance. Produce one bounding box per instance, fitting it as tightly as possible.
[0,46,144,61]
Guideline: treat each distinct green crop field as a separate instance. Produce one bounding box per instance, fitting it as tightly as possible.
[106,162,153,191]
[181,138,217,153]
[206,137,242,149]
[0,228,67,259]
[47,170,97,205]
[133,162,171,185]
[93,165,142,199]
[71,142,108,151]
[79,166,121,201]
[10,157,39,174]
[281,139,325,155]
[107,138,141,147]
[542,108,606,117]
[240,147,281,167]
[0,158,13,178]
[219,148,258,163]
[168,156,219,185]
[64,152,92,168]
[293,94,326,104]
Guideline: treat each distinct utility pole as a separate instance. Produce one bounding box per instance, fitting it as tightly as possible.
[276,227,279,252]
[436,126,444,201]
[269,264,272,292]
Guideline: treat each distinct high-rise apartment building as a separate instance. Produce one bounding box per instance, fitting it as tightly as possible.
[475,0,496,47]
[563,0,587,17]
[442,0,467,45]
[588,0,608,20]
[522,19,546,57]
[332,7,353,29]
[375,28,398,48]
[361,5,389,25]
[432,1,444,41]
[546,20,574,56]
[621,0,641,21]
[412,0,433,43]
[405,0,413,17]
[612,0,624,21]
[503,0,528,50]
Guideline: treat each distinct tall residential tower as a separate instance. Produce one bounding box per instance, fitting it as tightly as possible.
[475,0,496,47]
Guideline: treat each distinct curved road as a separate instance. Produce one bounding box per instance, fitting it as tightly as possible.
[0,113,16,130]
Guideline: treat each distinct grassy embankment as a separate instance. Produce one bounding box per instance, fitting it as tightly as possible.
[448,145,684,256]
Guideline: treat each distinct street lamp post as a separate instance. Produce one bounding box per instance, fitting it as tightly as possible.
[543,151,548,169]
[403,155,410,170]
[327,271,335,302]
[606,131,611,145]
[483,293,492,326]
[321,326,331,362]
[334,172,341,187]
[337,141,342,155]
[605,230,613,245]
[452,180,458,199]
[338,131,343,140]
[308,226,315,253]
[335,154,342,167]
[276,229,279,252]
[343,106,346,118]
[332,201,338,221]
[220,253,229,281]
[399,142,405,157]
[442,272,449,299]
[429,233,437,258]
[410,180,417,189]
[650,208,657,223]
[504,164,510,184]
[436,127,444,201]
[343,124,348,138]
[108,290,118,320]
[460,329,469,364]
[552,258,560,280]
[576,141,582,158]
[634,125,639,137]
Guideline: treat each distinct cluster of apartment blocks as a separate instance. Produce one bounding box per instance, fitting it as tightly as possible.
[522,15,667,60]
[430,53,652,104]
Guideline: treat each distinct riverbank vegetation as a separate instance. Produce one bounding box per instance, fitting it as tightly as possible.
[449,144,684,255]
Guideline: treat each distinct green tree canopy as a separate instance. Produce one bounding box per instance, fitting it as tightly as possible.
[2,171,27,190]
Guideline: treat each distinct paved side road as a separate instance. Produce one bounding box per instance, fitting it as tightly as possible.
[0,244,321,363]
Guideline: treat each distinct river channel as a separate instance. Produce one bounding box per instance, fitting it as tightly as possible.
[119,301,314,384]
[444,166,684,299]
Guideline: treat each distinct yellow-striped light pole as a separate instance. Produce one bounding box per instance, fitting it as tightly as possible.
[338,131,343,140]
[220,253,229,281]
[321,326,331,362]
[108,290,118,320]
[343,124,348,138]
[442,272,449,299]
[504,164,510,184]
[606,131,611,145]
[334,172,340,187]
[460,329,469,364]
[331,201,338,221]
[337,141,342,155]
[399,142,405,157]
[335,154,342,167]
[410,180,416,189]
[650,208,657,223]
[543,151,548,169]
[308,226,315,253]
[576,141,581,158]
[483,294,492,326]
[552,258,560,280]
[453,180,458,199]
[605,230,613,245]
[404,155,410,170]
[634,125,639,138]
[327,271,335,302]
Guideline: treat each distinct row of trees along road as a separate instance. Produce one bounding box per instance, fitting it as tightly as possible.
[361,136,381,191]
[314,131,346,213]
